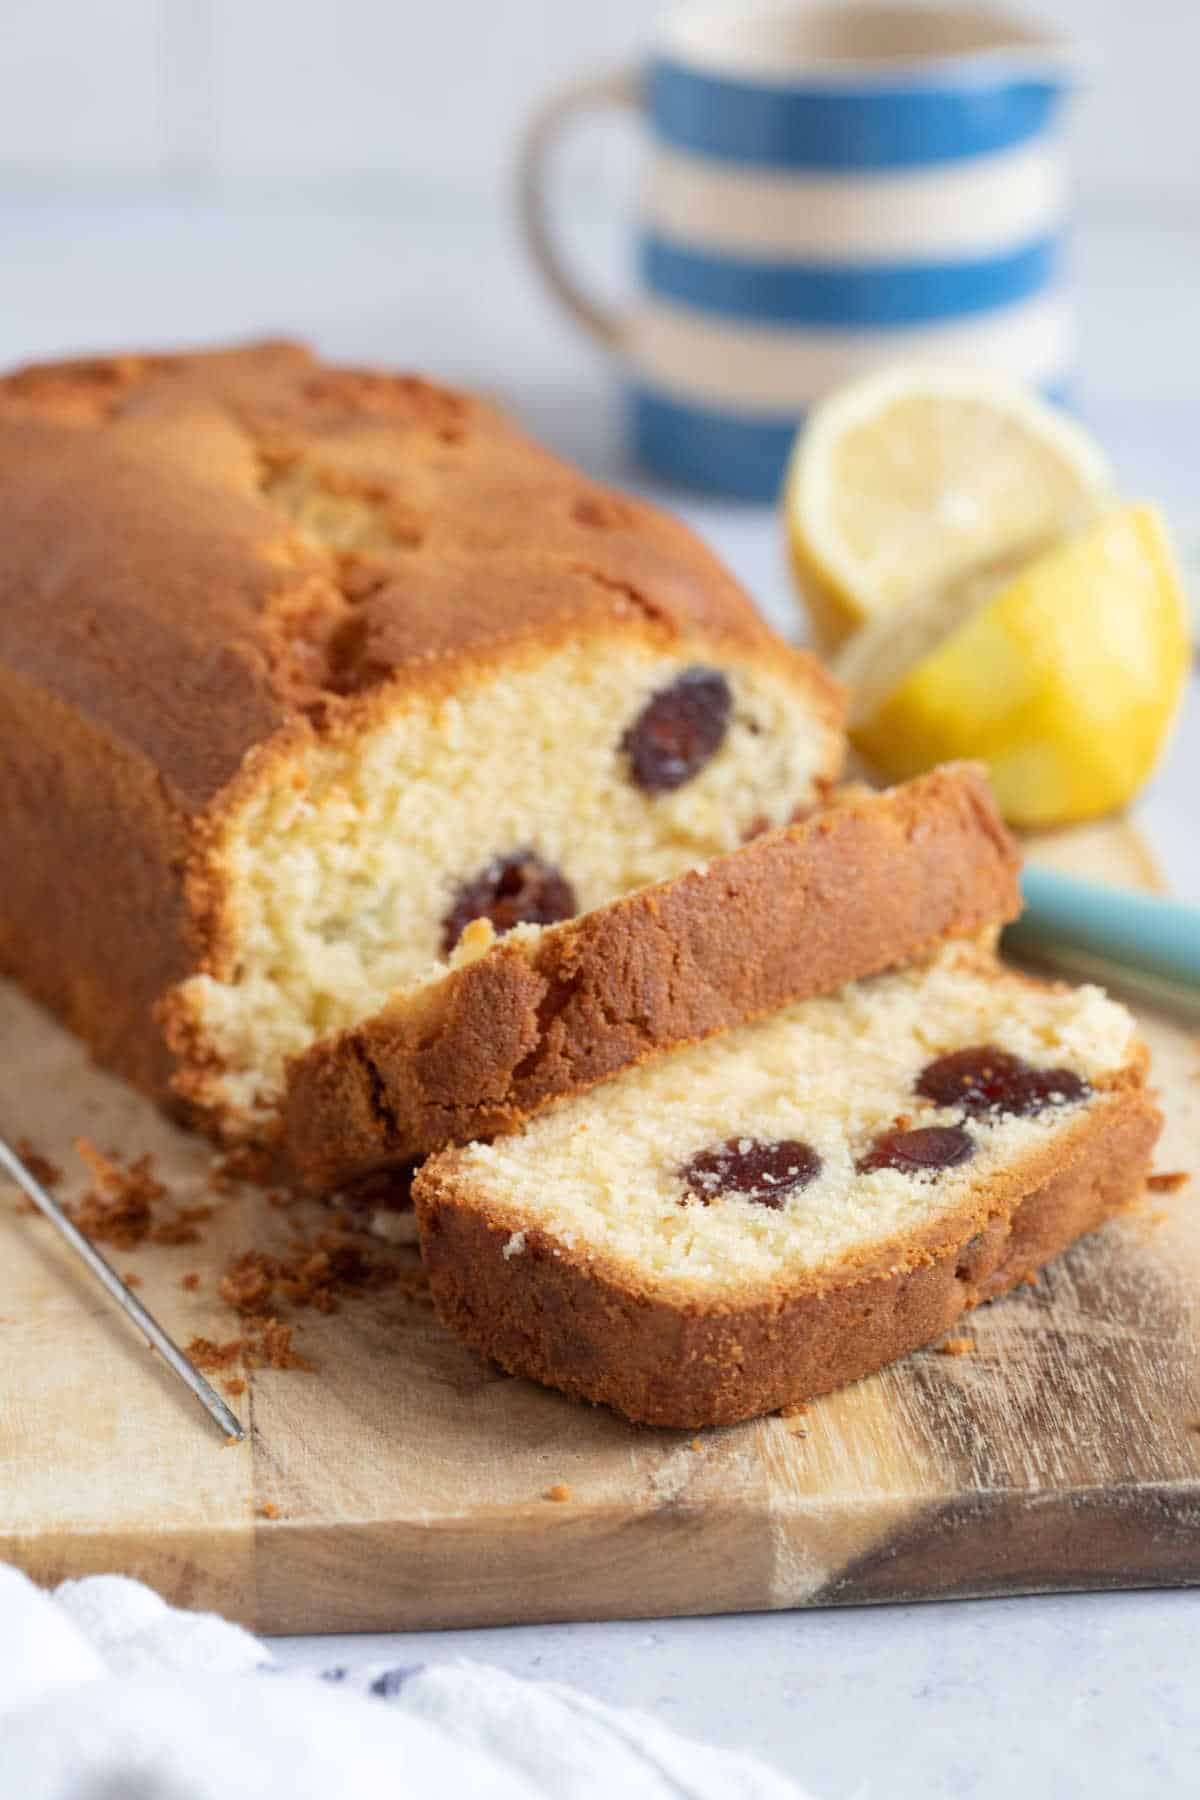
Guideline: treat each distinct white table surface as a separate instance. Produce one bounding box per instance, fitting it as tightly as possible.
[3,182,1197,1796]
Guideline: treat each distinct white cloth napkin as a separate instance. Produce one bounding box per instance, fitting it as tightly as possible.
[0,1565,806,1800]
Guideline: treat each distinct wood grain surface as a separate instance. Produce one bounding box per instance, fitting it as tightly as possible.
[1,817,1196,1633]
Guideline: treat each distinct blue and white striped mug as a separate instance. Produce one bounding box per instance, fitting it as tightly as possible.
[521,2,1077,498]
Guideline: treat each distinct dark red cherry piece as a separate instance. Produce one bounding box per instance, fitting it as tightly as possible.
[622,668,732,792]
[441,850,576,954]
[856,1124,975,1176]
[916,1044,1088,1118]
[679,1136,821,1209]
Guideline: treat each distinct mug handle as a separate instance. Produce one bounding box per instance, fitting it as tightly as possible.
[518,64,641,354]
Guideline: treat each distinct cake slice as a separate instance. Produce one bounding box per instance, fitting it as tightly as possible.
[0,342,841,1140]
[285,764,1021,1191]
[413,946,1160,1426]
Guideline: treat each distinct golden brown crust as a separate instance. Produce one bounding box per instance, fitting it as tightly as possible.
[414,1082,1161,1428]
[0,340,840,1112]
[0,340,836,811]
[283,764,1021,1190]
[0,668,198,1102]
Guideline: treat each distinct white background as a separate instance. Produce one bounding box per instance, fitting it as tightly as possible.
[1,5,1197,1794]
[0,0,1196,448]
[0,0,1196,503]
[0,0,1196,203]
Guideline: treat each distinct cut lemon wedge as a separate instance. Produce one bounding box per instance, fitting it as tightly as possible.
[840,504,1190,828]
[784,365,1113,650]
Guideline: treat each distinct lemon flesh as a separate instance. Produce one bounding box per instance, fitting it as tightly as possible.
[784,366,1112,651]
[843,505,1189,828]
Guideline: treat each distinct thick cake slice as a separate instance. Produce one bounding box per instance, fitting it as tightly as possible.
[414,947,1160,1426]
[285,764,1021,1191]
[0,342,841,1140]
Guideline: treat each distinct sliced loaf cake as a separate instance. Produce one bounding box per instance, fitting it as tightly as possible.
[414,946,1160,1426]
[285,764,1021,1191]
[0,342,842,1140]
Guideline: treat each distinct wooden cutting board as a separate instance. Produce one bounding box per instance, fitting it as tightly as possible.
[1,817,1197,1634]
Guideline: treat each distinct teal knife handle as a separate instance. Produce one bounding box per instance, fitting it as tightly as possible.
[1007,865,1200,990]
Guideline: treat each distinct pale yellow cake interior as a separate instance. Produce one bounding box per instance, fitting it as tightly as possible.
[177,635,838,1122]
[439,946,1139,1296]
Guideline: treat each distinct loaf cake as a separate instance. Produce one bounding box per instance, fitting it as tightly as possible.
[285,764,1021,1192]
[414,946,1160,1426]
[0,341,842,1140]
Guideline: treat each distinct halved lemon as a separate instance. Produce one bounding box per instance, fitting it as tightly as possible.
[784,365,1113,650]
[839,504,1189,828]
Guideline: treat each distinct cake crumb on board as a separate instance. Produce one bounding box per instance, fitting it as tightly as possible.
[1147,1170,1190,1194]
[186,1319,312,1374]
[208,1144,280,1193]
[544,1483,573,1503]
[938,1337,975,1357]
[69,1139,213,1249]
[216,1233,400,1321]
[186,1336,243,1372]
[16,1138,62,1189]
[69,1140,165,1249]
